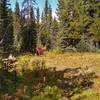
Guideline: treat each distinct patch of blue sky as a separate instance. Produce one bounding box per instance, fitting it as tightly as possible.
[10,0,58,14]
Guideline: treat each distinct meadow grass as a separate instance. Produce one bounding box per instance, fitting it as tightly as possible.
[14,52,100,99]
[16,52,100,71]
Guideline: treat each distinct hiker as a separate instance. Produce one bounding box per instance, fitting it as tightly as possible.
[36,47,44,55]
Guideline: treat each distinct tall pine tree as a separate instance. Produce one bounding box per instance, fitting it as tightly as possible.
[21,0,37,52]
[36,7,41,47]
[51,18,59,50]
[13,1,22,52]
[40,0,52,50]
[0,0,13,51]
[88,0,100,49]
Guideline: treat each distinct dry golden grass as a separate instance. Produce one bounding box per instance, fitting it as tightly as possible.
[14,52,100,99]
[42,52,100,99]
[15,52,100,72]
[43,52,100,71]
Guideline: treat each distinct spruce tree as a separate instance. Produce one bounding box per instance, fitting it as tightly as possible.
[40,0,49,49]
[44,0,48,23]
[5,8,13,51]
[0,0,13,51]
[51,18,59,50]
[40,0,53,50]
[13,1,22,52]
[88,0,100,49]
[36,7,41,47]
[21,0,37,52]
[36,7,40,25]
[57,0,70,50]
[57,0,92,51]
[0,0,8,39]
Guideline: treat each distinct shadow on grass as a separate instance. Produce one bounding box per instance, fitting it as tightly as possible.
[0,64,97,100]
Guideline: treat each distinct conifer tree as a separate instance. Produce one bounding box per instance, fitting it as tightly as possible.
[57,0,94,51]
[44,0,48,23]
[36,7,41,47]
[88,0,100,49]
[13,1,22,52]
[21,0,37,52]
[40,0,53,50]
[0,0,13,51]
[36,7,40,25]
[57,0,70,50]
[50,18,59,50]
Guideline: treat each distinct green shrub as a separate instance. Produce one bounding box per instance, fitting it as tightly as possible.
[32,86,62,100]
[76,38,91,52]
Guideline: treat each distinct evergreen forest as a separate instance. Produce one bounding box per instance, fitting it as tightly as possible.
[0,0,100,100]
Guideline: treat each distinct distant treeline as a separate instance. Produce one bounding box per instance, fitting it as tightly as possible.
[0,0,100,53]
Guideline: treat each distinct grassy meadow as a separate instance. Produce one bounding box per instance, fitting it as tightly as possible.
[12,52,100,100]
[16,52,100,71]
[0,52,100,99]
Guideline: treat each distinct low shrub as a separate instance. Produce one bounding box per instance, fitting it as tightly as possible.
[76,38,91,52]
[32,86,62,100]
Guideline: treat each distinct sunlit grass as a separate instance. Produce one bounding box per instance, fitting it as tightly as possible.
[71,88,100,100]
[43,52,100,71]
[15,52,100,71]
[9,52,100,99]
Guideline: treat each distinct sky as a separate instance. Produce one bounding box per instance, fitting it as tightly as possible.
[10,0,58,17]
